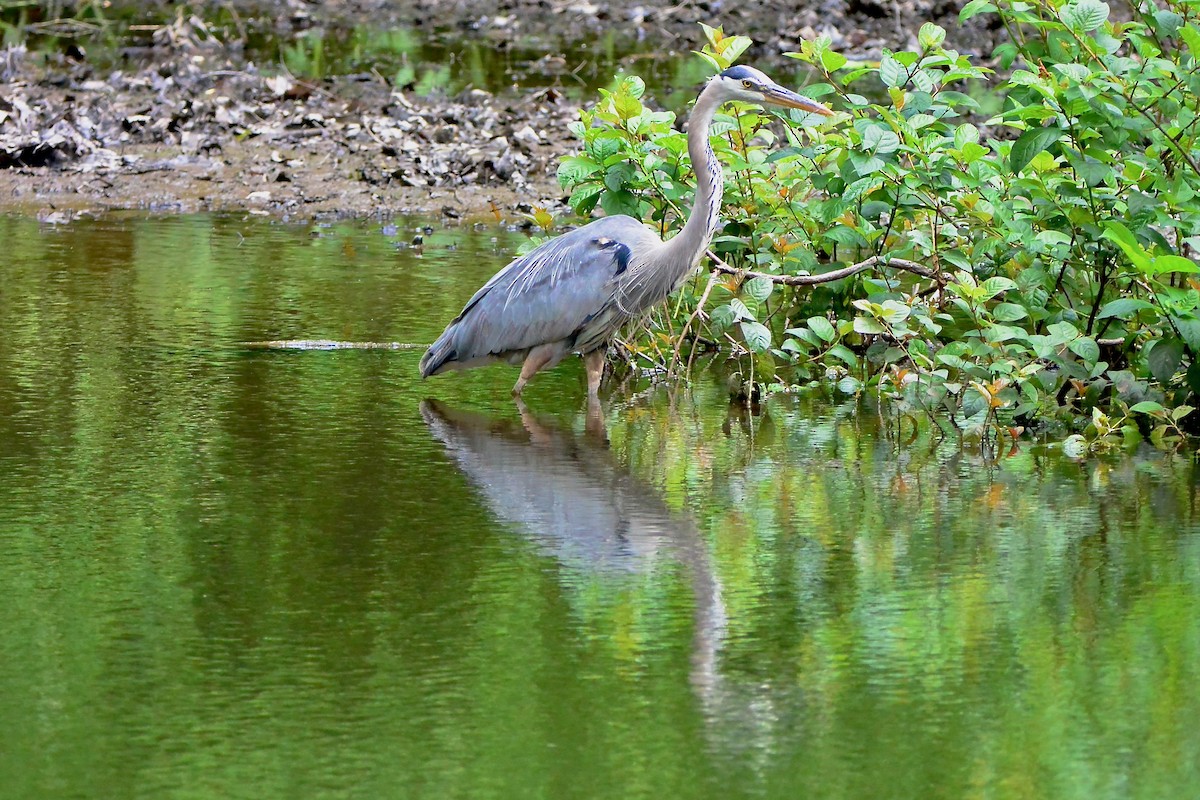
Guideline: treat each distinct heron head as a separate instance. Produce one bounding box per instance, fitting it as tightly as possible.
[714,65,834,117]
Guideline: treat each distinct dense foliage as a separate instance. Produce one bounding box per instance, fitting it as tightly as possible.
[556,8,1200,448]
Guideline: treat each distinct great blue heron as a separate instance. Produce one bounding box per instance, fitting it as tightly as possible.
[420,65,834,397]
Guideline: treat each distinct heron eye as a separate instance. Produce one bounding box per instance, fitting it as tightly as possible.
[742,80,754,89]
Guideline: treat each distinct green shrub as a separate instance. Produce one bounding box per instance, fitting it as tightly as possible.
[557,10,1200,448]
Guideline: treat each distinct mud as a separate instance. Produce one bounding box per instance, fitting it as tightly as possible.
[0,1,1002,222]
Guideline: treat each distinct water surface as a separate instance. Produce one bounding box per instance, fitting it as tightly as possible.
[2,214,1198,799]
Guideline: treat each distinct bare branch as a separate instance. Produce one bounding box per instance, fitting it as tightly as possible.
[706,251,942,286]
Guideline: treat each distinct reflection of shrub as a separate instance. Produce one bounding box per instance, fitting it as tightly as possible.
[557,12,1200,448]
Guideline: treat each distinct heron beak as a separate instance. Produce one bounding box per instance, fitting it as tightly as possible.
[763,84,835,117]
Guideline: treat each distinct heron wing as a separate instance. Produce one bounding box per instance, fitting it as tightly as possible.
[436,216,659,366]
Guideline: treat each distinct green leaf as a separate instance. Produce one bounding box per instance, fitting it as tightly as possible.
[599,188,640,218]
[918,22,946,49]
[743,276,774,302]
[960,0,997,21]
[862,125,901,155]
[619,75,646,99]
[854,316,887,335]
[1048,321,1081,344]
[613,92,642,121]
[1097,298,1155,319]
[954,123,980,149]
[568,183,603,214]
[1129,401,1165,414]
[710,304,735,330]
[1069,336,1100,364]
[603,162,636,192]
[1052,63,1090,82]
[820,50,848,72]
[1147,338,1184,384]
[1061,0,1109,32]
[1151,255,1200,276]
[719,35,753,65]
[589,136,622,161]
[980,276,1018,299]
[1188,362,1200,397]
[848,153,886,176]
[807,316,837,343]
[1009,126,1063,174]
[1173,316,1200,355]
[879,54,906,88]
[1154,10,1183,38]
[1181,23,1200,58]
[828,344,859,368]
[985,324,1027,343]
[1102,222,1154,273]
[993,302,1029,322]
[740,320,772,353]
[556,156,600,186]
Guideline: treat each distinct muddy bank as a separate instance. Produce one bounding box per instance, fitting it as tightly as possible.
[0,1,1002,222]
[0,17,581,221]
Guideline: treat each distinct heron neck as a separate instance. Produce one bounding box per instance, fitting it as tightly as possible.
[660,84,724,272]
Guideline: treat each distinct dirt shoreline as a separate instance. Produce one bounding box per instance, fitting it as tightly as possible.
[0,1,1000,223]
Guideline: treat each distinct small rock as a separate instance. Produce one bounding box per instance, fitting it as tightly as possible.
[511,124,540,151]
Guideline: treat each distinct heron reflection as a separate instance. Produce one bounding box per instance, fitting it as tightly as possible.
[420,399,726,693]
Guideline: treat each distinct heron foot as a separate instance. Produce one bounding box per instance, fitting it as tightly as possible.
[514,345,557,397]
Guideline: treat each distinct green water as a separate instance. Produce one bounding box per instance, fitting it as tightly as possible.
[1,214,1198,799]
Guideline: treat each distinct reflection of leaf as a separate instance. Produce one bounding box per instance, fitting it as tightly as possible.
[837,375,863,393]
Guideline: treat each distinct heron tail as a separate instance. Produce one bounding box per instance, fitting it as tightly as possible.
[419,332,457,378]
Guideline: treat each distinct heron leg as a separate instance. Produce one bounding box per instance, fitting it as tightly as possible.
[584,349,605,398]
[513,345,556,397]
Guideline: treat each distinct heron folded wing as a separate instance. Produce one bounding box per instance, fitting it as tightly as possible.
[442,216,658,363]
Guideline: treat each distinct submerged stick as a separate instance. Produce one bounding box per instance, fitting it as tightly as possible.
[239,340,424,350]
